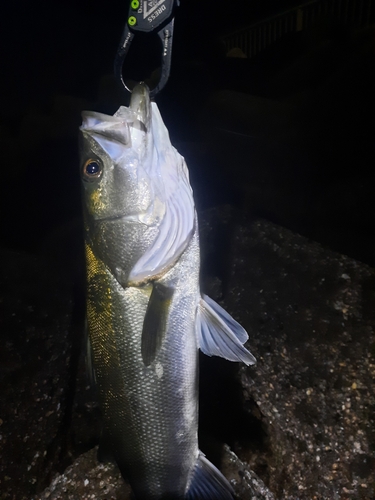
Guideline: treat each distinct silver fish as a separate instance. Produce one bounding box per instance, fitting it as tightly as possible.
[79,83,256,500]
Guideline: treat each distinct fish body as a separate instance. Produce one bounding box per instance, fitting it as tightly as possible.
[80,84,255,500]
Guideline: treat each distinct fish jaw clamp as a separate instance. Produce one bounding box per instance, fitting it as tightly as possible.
[115,0,179,99]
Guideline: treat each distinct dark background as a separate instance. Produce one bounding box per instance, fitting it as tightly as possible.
[0,0,374,266]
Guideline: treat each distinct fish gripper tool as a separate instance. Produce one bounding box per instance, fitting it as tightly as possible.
[115,0,179,98]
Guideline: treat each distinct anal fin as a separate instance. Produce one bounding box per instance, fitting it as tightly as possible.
[186,452,234,500]
[196,295,256,366]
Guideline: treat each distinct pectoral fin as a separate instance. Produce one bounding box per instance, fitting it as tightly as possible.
[196,295,256,366]
[141,283,174,366]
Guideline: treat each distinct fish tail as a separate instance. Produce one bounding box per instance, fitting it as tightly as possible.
[186,452,234,500]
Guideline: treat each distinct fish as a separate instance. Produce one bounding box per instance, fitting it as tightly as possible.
[79,83,256,500]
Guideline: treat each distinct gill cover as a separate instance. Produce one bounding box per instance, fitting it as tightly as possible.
[127,87,195,282]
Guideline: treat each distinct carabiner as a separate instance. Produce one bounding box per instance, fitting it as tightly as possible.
[115,0,179,98]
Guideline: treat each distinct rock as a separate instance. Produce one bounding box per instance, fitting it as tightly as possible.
[222,445,275,500]
[0,250,75,499]
[35,447,130,500]
[201,206,375,499]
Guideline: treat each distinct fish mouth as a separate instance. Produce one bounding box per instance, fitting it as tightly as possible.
[80,110,131,145]
[80,84,152,145]
[113,82,152,132]
[129,83,151,130]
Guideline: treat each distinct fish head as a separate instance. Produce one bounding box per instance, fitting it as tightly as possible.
[79,83,155,223]
[79,83,195,286]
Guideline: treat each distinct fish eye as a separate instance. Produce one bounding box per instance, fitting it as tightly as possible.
[82,159,102,181]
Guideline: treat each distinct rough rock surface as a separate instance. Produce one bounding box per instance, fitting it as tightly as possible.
[35,447,131,500]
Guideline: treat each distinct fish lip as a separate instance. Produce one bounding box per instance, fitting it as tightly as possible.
[129,83,151,130]
[81,110,123,122]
